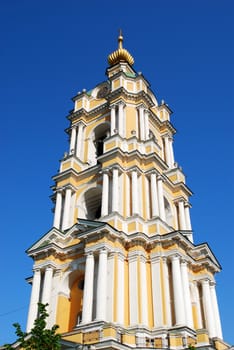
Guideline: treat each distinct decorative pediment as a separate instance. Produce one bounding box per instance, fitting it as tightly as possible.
[189,242,221,270]
[26,220,108,257]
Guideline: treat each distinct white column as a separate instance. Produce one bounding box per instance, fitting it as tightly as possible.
[62,187,72,230]
[210,282,223,339]
[112,167,119,212]
[171,255,186,325]
[110,105,116,136]
[178,200,186,230]
[163,136,172,167]
[106,253,115,322]
[118,102,125,137]
[82,252,94,323]
[138,175,143,217]
[117,253,125,324]
[69,126,77,154]
[53,191,62,229]
[185,203,193,242]
[101,171,109,216]
[180,260,193,328]
[106,252,116,322]
[131,170,139,215]
[139,106,145,140]
[157,176,166,221]
[162,257,172,326]
[49,269,60,328]
[26,269,41,332]
[151,256,163,327]
[184,203,192,230]
[144,175,150,219]
[96,249,108,320]
[174,202,179,230]
[41,266,53,317]
[144,110,149,140]
[129,255,138,325]
[150,172,159,217]
[193,281,203,329]
[139,256,148,326]
[76,123,84,159]
[169,136,175,167]
[125,173,130,217]
[201,279,216,338]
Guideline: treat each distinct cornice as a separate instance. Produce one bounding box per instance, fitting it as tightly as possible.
[157,102,173,115]
[83,227,219,273]
[27,240,85,261]
[67,101,109,121]
[149,110,176,135]
[107,66,150,88]
[98,147,168,172]
[26,219,220,274]
[149,110,163,128]
[163,174,193,197]
[160,119,177,134]
[65,119,87,134]
[52,167,80,183]
[53,163,102,184]
[67,108,89,121]
[108,87,155,108]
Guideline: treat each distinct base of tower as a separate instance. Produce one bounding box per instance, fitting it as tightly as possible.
[61,322,230,350]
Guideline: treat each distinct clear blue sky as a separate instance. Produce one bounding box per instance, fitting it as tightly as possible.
[0,0,233,346]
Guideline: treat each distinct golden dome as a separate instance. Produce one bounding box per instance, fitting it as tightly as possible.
[108,31,134,66]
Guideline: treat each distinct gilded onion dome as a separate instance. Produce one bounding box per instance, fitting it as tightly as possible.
[108,31,134,66]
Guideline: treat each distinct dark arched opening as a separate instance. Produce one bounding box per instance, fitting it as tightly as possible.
[84,187,102,220]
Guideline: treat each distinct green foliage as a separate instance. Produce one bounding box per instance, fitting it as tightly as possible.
[5,303,61,350]
[188,344,196,350]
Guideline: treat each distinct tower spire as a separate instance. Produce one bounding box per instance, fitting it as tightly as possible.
[108,30,134,66]
[118,29,123,49]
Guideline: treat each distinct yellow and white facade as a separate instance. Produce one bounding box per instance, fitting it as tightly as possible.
[26,34,229,350]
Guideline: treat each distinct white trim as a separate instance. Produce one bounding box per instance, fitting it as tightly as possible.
[129,255,138,325]
[151,256,163,327]
[106,253,115,323]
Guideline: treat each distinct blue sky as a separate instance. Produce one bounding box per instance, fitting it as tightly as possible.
[0,0,233,346]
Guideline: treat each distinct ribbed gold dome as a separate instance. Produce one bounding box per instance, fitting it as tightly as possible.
[108,31,134,66]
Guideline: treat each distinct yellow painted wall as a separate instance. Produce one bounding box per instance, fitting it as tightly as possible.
[127,81,134,91]
[68,277,84,330]
[56,295,70,333]
[113,79,120,89]
[125,106,137,138]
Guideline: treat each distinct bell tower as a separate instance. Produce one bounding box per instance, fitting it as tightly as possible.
[26,33,228,350]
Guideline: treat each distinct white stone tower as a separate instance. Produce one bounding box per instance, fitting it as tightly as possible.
[25,33,228,350]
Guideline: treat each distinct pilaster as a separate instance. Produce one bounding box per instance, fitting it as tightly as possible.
[96,248,108,321]
[201,279,216,338]
[26,268,41,332]
[82,252,94,323]
[171,254,186,326]
[151,255,163,327]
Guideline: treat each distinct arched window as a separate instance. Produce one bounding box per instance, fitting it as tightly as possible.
[164,197,173,226]
[84,187,102,220]
[88,123,110,165]
[94,123,110,158]
[68,274,84,330]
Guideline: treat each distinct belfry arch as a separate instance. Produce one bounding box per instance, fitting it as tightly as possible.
[77,187,102,220]
[88,122,110,164]
[164,196,173,226]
